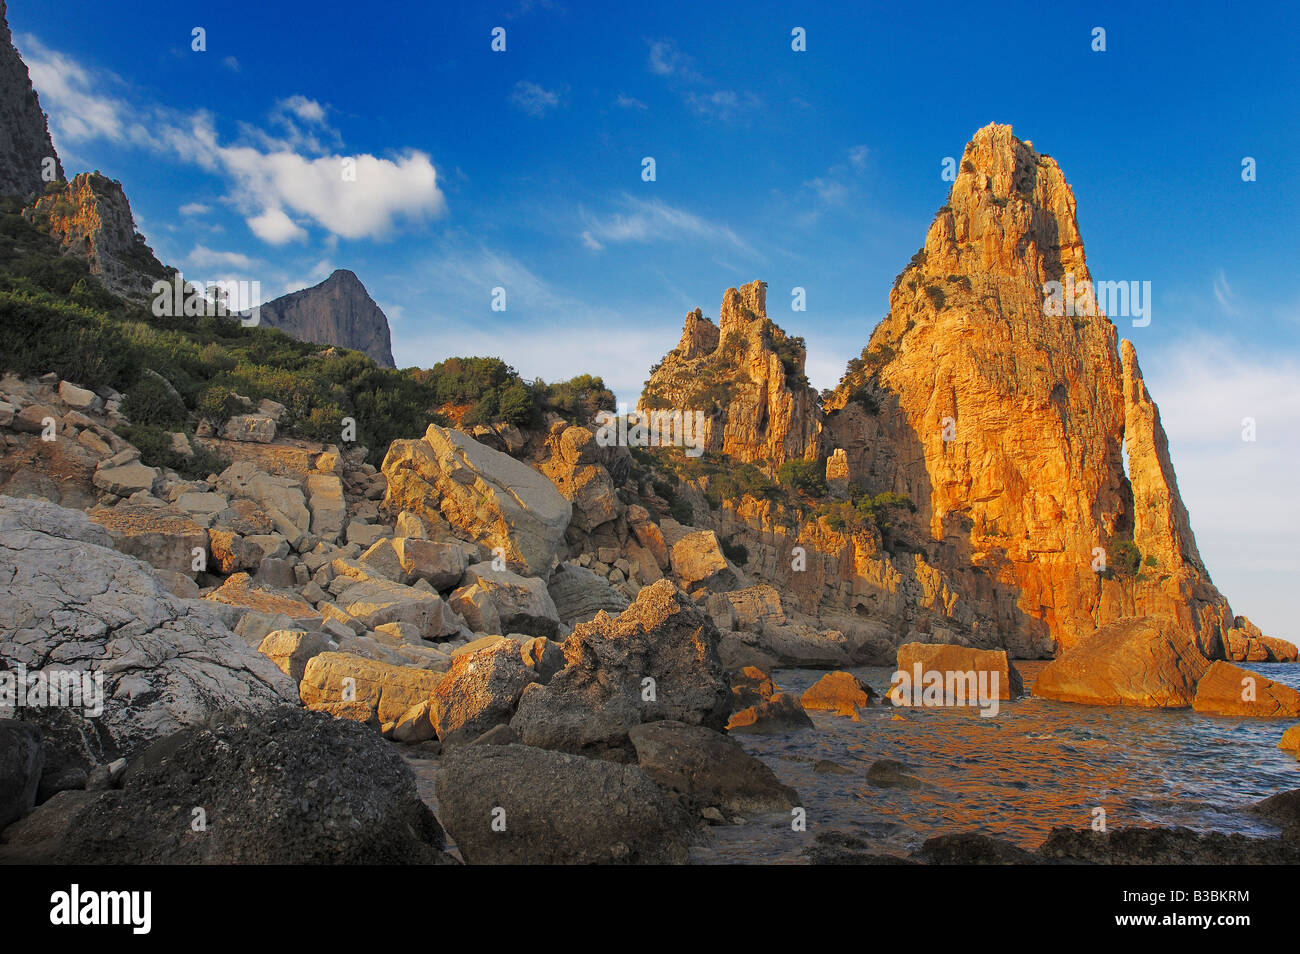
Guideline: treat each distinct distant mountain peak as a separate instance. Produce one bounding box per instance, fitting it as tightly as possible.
[256,270,396,367]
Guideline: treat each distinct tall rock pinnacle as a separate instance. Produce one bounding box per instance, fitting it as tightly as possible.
[826,122,1233,653]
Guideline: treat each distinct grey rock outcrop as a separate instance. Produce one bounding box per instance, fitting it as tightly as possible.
[253,269,395,367]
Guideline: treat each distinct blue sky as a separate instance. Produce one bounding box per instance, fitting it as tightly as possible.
[13,0,1300,640]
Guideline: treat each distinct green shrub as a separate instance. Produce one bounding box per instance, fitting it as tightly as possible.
[669,498,693,525]
[121,374,188,428]
[720,535,749,566]
[777,458,827,497]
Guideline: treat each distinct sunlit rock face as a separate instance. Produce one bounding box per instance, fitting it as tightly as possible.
[639,280,823,469]
[824,123,1234,654]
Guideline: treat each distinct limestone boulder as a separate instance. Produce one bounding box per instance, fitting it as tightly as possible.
[335,578,464,640]
[91,460,158,497]
[800,671,876,720]
[1192,662,1300,718]
[87,504,208,578]
[1033,617,1210,708]
[895,642,1024,700]
[510,579,730,755]
[305,472,346,542]
[257,629,331,685]
[299,652,443,727]
[429,641,536,744]
[547,562,630,627]
[670,529,742,590]
[382,424,571,575]
[452,562,560,638]
[222,413,277,443]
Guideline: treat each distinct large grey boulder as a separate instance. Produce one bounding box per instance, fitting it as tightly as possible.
[448,562,560,638]
[383,425,571,576]
[0,496,298,759]
[548,562,630,627]
[436,743,691,864]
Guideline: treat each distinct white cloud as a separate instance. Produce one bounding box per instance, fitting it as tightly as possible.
[223,56,240,72]
[580,230,603,251]
[510,81,561,117]
[278,95,327,125]
[1212,269,1239,315]
[21,36,446,244]
[179,202,211,216]
[186,244,260,271]
[647,38,757,122]
[615,93,647,110]
[246,207,308,245]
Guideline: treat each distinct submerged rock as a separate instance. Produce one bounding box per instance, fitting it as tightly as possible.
[627,720,800,816]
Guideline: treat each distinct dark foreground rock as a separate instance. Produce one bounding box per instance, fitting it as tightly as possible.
[916,832,1040,865]
[628,720,800,817]
[0,720,42,829]
[1038,826,1300,864]
[436,742,693,864]
[0,706,450,864]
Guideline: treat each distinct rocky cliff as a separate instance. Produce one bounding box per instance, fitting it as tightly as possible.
[823,123,1234,654]
[639,280,822,469]
[24,172,171,302]
[0,0,62,197]
[255,269,396,368]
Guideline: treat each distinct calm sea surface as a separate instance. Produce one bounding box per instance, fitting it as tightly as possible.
[692,661,1300,864]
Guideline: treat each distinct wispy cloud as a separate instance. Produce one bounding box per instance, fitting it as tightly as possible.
[647,38,759,122]
[510,80,562,117]
[615,93,648,110]
[580,195,753,254]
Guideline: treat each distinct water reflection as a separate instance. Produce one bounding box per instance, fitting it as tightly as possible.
[694,661,1300,864]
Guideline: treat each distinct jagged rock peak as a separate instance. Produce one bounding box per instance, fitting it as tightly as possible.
[0,0,63,197]
[24,172,170,302]
[640,280,822,469]
[824,122,1235,654]
[256,269,396,368]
